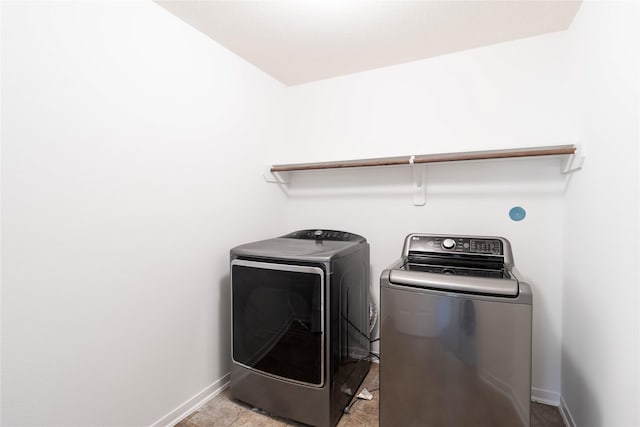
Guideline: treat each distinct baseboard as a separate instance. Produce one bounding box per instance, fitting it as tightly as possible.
[559,394,577,427]
[150,373,569,426]
[151,373,230,427]
[531,387,560,406]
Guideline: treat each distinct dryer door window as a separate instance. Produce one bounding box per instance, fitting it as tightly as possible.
[231,260,325,387]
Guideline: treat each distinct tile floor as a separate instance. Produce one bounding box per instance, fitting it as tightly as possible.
[177,364,564,427]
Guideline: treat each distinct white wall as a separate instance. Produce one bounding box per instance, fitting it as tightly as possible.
[562,2,640,426]
[274,29,576,400]
[1,2,286,425]
[3,2,638,426]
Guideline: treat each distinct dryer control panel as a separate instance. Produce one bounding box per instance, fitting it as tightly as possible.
[283,229,366,243]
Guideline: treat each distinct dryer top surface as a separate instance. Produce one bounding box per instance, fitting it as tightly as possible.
[231,234,367,262]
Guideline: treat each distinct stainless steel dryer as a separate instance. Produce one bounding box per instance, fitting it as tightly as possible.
[380,234,532,427]
[230,229,371,427]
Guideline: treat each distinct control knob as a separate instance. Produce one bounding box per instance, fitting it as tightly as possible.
[442,238,456,249]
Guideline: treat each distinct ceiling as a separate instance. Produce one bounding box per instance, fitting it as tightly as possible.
[157,1,582,86]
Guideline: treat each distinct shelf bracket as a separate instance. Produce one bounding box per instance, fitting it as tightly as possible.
[411,156,426,206]
[562,146,585,174]
[263,166,290,184]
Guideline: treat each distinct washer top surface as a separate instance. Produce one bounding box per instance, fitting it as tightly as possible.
[230,229,367,262]
[385,233,520,297]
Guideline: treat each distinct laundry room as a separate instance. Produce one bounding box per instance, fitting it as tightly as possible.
[1,1,638,427]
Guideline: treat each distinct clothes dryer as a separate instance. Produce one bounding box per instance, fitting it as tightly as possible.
[230,229,371,427]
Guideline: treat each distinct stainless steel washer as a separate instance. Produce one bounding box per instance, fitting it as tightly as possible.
[380,234,532,427]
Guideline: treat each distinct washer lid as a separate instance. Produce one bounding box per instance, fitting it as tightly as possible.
[389,268,519,297]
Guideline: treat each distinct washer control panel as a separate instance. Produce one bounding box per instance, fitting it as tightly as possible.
[407,235,503,256]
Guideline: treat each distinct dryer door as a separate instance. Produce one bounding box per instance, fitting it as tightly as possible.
[231,259,325,387]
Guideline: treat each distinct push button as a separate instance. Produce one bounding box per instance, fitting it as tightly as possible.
[442,238,456,249]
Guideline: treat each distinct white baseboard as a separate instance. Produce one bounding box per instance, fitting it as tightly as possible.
[151,373,230,427]
[559,394,576,427]
[150,374,574,427]
[531,387,561,406]
[531,389,575,427]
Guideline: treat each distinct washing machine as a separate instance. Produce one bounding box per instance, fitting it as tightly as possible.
[380,233,532,427]
[230,229,371,427]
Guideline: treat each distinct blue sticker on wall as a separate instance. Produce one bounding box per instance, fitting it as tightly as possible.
[509,206,526,221]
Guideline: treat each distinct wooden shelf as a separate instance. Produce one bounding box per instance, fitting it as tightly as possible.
[265,144,582,206]
[270,145,576,173]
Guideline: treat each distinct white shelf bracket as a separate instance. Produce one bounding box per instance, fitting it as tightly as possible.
[411,156,426,206]
[562,146,585,174]
[263,166,290,184]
